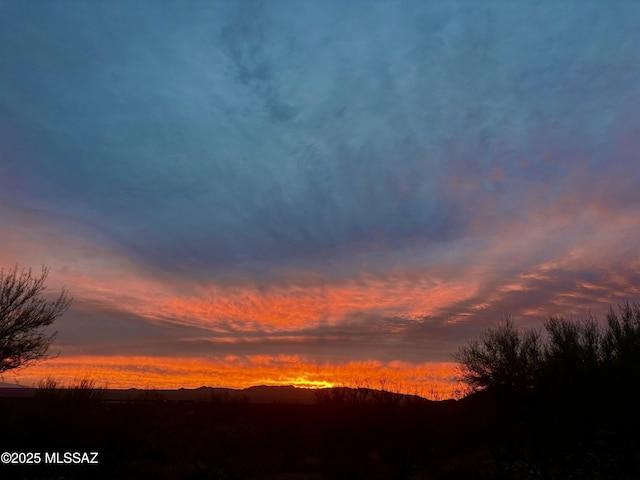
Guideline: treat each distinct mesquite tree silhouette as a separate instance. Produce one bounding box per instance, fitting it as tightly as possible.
[454,304,640,478]
[0,265,71,373]
[454,302,640,398]
[452,315,543,391]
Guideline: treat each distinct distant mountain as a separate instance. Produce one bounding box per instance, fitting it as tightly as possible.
[0,384,442,405]
[0,382,34,398]
[0,384,316,403]
[0,382,25,388]
[109,385,319,404]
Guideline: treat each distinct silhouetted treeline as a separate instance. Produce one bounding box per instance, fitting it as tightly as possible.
[455,301,640,398]
[453,301,640,479]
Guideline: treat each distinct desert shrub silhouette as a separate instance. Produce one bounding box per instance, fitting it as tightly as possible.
[453,315,543,391]
[454,302,640,398]
[0,265,71,373]
[538,314,603,401]
[453,304,640,479]
[601,302,640,387]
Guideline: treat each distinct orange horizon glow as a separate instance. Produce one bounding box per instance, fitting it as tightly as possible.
[8,355,463,399]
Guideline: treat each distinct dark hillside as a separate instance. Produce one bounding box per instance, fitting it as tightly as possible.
[2,384,638,479]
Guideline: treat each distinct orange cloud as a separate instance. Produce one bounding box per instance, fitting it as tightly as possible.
[150,273,480,330]
[0,205,483,332]
[34,249,482,332]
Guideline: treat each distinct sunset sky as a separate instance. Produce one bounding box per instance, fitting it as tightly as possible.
[1,1,639,396]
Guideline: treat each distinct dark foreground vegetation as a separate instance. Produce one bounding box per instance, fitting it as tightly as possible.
[0,382,638,479]
[2,303,640,479]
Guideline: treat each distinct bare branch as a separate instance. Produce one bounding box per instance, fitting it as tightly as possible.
[0,265,72,373]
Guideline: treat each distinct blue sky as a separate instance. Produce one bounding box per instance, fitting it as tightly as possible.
[1,1,639,391]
